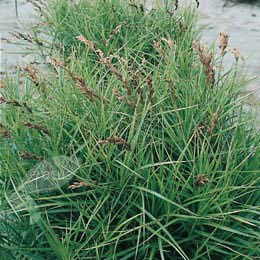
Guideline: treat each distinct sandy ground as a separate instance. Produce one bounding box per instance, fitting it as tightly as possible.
[0,0,35,77]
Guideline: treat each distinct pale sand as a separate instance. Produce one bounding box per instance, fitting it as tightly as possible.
[0,0,35,77]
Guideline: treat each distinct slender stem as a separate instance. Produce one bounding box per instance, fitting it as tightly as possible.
[15,0,18,17]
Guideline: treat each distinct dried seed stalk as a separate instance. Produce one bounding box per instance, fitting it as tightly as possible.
[219,32,229,57]
[208,109,219,134]
[23,121,50,135]
[179,22,188,33]
[131,72,138,87]
[0,81,6,89]
[0,123,10,138]
[77,35,131,95]
[20,152,43,161]
[47,57,100,101]
[128,58,147,104]
[107,54,127,65]
[76,35,96,51]
[193,124,206,139]
[166,79,176,100]
[97,136,131,151]
[69,180,97,190]
[12,32,43,46]
[46,56,65,70]
[12,32,33,43]
[105,21,127,46]
[0,96,32,113]
[195,174,210,186]
[162,37,176,50]
[66,70,100,101]
[24,64,41,88]
[166,9,174,16]
[26,0,46,13]
[153,40,166,60]
[113,89,136,108]
[231,48,244,62]
[193,41,215,85]
[175,0,179,10]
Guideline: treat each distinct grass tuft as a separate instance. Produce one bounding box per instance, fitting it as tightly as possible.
[1,0,259,259]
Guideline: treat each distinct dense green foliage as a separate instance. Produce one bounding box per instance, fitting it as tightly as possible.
[0,1,259,259]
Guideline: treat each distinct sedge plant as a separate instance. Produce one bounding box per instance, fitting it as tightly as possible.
[0,0,259,259]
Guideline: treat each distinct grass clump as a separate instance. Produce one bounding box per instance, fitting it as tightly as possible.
[0,0,259,259]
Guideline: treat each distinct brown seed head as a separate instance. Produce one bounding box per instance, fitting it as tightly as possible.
[208,109,220,135]
[231,48,244,62]
[153,40,166,60]
[193,41,215,85]
[219,32,229,56]
[69,180,97,190]
[0,123,11,138]
[105,21,127,46]
[97,136,131,151]
[162,37,176,50]
[195,174,210,186]
[76,35,95,51]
